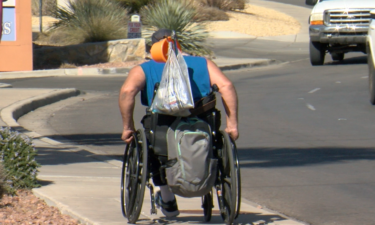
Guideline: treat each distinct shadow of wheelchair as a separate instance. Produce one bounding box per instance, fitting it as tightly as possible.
[136,210,294,225]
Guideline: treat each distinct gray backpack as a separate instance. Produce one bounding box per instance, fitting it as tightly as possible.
[165,117,218,197]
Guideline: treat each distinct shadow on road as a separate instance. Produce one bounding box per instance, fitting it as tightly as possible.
[238,147,375,168]
[325,55,367,65]
[48,133,123,146]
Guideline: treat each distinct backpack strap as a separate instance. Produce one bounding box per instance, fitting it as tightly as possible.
[189,84,219,117]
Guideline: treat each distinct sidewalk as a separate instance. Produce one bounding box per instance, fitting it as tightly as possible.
[0,87,306,225]
[0,1,311,224]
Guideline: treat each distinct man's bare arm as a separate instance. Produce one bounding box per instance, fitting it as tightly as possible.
[206,59,239,140]
[118,65,145,143]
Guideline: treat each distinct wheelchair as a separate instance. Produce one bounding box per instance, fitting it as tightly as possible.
[120,87,241,225]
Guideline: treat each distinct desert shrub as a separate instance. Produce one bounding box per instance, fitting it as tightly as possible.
[32,0,57,16]
[232,0,246,10]
[196,0,245,11]
[49,0,128,45]
[141,0,211,56]
[113,0,154,14]
[0,127,40,195]
[0,163,6,199]
[45,27,87,45]
[194,6,229,22]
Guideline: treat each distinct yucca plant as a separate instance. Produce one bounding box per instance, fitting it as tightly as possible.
[0,127,40,195]
[141,0,211,56]
[49,0,128,45]
[113,0,154,14]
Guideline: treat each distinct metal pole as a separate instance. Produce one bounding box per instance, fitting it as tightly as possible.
[39,0,43,33]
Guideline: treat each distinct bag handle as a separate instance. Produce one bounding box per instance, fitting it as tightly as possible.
[171,30,179,56]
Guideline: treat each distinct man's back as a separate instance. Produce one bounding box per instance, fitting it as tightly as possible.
[140,56,211,106]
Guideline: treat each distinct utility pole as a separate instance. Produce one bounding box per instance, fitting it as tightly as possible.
[39,0,43,33]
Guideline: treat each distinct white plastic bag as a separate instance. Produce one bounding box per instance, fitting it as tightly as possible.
[150,42,194,116]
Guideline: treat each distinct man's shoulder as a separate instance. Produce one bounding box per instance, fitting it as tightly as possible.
[140,59,165,67]
[184,55,207,65]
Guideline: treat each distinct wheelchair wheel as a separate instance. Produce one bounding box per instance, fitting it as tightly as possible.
[217,130,240,224]
[202,191,213,222]
[121,129,148,224]
[231,136,242,219]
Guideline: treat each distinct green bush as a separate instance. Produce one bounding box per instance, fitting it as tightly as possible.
[113,0,154,14]
[32,0,57,16]
[49,0,128,45]
[0,127,40,195]
[141,0,211,56]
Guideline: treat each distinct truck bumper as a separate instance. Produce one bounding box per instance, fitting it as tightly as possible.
[310,25,368,44]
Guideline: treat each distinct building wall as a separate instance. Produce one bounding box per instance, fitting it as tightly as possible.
[0,0,32,72]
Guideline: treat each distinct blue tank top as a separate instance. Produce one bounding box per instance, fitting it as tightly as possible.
[140,56,211,106]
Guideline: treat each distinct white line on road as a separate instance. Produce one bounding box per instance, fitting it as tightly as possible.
[309,88,320,94]
[361,76,368,79]
[306,103,316,111]
[38,175,118,179]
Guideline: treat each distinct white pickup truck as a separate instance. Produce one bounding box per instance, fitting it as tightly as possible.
[306,0,375,65]
[367,10,375,104]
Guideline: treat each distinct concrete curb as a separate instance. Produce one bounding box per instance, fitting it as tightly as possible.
[0,83,12,88]
[32,189,96,225]
[0,67,131,79]
[220,59,279,71]
[0,88,80,128]
[0,59,277,80]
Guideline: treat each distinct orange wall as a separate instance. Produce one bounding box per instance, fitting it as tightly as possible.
[0,0,32,72]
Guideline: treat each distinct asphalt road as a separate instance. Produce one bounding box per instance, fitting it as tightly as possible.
[3,1,375,224]
[6,53,374,225]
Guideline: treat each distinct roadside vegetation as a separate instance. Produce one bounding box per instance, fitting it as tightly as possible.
[141,0,211,56]
[32,0,56,16]
[0,127,40,197]
[41,0,128,45]
[33,0,245,56]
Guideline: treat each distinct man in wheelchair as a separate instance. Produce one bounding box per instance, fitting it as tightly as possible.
[119,29,239,219]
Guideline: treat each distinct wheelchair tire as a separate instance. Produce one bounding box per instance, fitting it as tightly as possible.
[202,191,213,222]
[231,138,242,219]
[121,130,148,224]
[217,131,238,225]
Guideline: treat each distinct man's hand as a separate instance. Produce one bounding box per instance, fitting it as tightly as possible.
[225,126,239,141]
[121,129,135,144]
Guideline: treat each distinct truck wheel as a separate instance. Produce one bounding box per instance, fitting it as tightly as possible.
[368,50,375,105]
[331,53,344,61]
[309,41,326,66]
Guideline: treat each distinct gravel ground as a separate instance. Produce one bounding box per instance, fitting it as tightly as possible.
[206,4,300,37]
[0,4,302,224]
[0,190,79,224]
